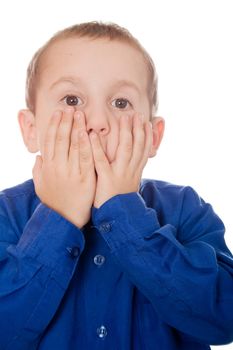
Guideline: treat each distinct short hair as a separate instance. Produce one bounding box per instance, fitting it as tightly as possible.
[25,21,158,116]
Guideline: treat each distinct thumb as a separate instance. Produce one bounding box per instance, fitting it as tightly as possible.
[32,155,43,183]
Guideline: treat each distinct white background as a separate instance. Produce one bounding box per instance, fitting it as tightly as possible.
[0,1,232,349]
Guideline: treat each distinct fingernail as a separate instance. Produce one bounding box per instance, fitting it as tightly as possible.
[65,107,74,114]
[74,112,83,123]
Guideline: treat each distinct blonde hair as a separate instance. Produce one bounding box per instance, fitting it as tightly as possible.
[25,21,158,116]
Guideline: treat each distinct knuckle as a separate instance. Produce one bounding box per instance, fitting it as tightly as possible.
[80,150,91,162]
[78,131,87,145]
[70,129,79,149]
[137,139,144,148]
[45,127,56,143]
[71,139,79,150]
[44,134,53,144]
[124,141,132,153]
[79,143,92,163]
[56,129,68,142]
[50,111,62,127]
[135,131,145,144]
[56,131,65,143]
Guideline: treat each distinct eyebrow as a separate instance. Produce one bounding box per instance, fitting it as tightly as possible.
[49,76,141,94]
[112,79,141,94]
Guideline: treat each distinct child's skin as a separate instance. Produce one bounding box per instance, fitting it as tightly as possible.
[18,37,165,229]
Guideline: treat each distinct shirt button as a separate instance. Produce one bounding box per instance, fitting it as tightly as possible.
[66,246,80,258]
[97,325,107,339]
[94,254,105,266]
[99,222,111,233]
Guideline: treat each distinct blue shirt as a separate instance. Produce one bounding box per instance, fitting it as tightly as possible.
[0,178,233,349]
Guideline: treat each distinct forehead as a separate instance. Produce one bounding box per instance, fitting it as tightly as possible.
[39,37,148,91]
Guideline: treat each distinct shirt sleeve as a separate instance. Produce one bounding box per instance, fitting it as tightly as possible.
[91,188,233,346]
[0,203,85,349]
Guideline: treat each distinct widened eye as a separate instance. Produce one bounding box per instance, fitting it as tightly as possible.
[112,98,131,109]
[63,95,81,106]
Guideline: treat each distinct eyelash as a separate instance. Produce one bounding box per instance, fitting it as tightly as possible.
[61,95,133,109]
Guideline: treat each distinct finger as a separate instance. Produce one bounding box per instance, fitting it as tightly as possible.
[129,113,145,169]
[69,110,84,171]
[43,110,62,162]
[138,121,153,170]
[32,155,43,185]
[54,107,74,163]
[89,131,110,174]
[78,125,95,175]
[114,114,133,168]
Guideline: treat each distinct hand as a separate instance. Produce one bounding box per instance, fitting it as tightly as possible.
[89,113,153,208]
[32,108,96,229]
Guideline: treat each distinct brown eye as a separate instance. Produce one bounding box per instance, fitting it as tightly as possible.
[112,98,131,109]
[64,95,80,106]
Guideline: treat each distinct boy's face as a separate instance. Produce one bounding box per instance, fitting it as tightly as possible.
[19,37,164,162]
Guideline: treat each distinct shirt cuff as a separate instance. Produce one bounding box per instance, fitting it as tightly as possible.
[11,203,85,283]
[91,192,160,250]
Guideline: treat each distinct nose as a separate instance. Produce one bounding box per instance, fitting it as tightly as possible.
[85,109,111,136]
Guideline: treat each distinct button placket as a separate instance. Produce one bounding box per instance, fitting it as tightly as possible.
[92,221,112,340]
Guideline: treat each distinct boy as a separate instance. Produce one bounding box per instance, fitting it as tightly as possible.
[0,21,233,349]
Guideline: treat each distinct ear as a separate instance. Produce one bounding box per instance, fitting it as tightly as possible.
[148,116,165,158]
[17,109,39,153]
